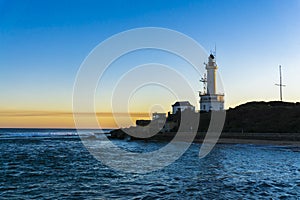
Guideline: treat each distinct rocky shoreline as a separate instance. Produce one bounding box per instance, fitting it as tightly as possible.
[108,129,300,145]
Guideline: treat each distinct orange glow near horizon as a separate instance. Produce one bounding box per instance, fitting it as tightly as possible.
[0,110,151,129]
[2,98,299,128]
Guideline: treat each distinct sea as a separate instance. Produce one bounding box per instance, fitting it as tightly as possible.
[1,129,299,199]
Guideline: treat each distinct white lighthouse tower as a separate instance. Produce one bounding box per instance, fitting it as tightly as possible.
[199,54,224,112]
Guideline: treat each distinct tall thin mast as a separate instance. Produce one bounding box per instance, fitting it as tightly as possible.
[275,65,286,101]
[280,65,282,101]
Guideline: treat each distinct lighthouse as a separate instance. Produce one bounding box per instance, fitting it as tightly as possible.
[199,54,224,112]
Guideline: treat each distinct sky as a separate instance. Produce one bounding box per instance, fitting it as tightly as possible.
[0,0,300,128]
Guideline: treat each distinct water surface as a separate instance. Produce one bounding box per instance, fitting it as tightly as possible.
[1,129,299,199]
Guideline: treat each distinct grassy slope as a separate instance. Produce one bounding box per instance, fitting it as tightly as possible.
[222,101,300,133]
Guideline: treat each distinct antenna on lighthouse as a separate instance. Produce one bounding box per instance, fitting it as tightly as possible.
[209,44,217,58]
[214,43,217,58]
[275,65,286,101]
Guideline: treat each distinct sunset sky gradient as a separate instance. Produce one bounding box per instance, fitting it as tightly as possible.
[1,0,300,128]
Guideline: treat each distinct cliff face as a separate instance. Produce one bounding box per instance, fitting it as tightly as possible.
[222,101,300,133]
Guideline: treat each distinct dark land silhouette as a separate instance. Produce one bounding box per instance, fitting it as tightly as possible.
[109,101,300,143]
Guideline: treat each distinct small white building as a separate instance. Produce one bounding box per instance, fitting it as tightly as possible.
[200,54,224,112]
[152,112,167,132]
[172,101,195,114]
[152,112,166,120]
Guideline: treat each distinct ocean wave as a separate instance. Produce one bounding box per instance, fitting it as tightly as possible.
[0,129,112,139]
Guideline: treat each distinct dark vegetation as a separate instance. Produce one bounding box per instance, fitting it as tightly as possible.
[223,101,300,133]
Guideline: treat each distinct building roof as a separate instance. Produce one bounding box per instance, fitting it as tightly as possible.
[172,101,193,107]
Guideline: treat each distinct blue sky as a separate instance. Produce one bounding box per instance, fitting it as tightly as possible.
[1,0,300,127]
